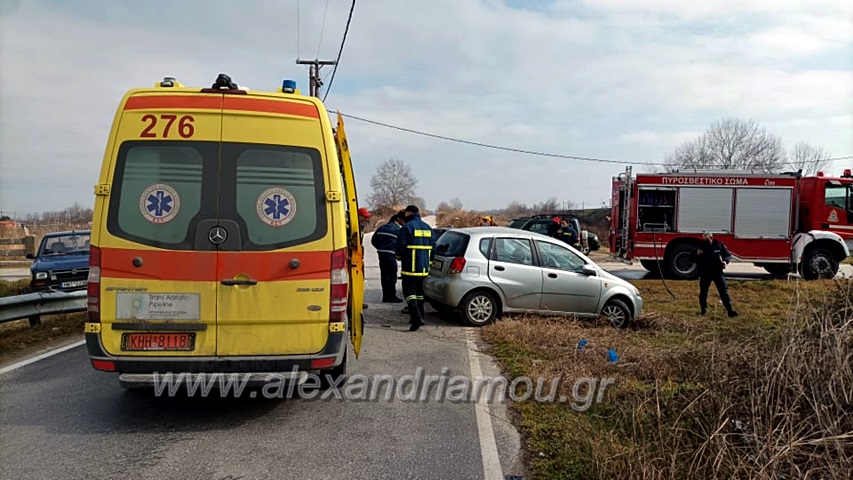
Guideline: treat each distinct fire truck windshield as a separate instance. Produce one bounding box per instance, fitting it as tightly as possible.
[825,184,850,210]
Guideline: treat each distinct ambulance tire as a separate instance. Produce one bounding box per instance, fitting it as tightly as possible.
[800,247,838,280]
[665,243,699,280]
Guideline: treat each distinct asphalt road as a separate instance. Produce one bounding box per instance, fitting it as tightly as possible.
[593,256,853,281]
[0,267,29,282]
[0,217,527,480]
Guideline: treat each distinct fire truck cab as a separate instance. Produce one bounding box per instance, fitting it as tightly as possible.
[610,167,852,280]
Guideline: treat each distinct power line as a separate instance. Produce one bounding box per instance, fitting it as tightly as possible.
[321,0,356,103]
[334,111,655,165]
[316,0,330,58]
[296,0,300,59]
[331,110,853,167]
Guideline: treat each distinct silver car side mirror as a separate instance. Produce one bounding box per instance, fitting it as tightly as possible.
[581,264,597,276]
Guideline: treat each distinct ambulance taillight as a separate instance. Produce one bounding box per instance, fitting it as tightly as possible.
[87,246,100,323]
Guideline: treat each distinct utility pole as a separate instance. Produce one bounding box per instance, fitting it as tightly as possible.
[295,58,337,98]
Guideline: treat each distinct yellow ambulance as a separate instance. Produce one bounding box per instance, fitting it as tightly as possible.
[84,73,364,388]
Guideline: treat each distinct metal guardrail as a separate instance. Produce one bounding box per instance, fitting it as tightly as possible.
[0,290,86,326]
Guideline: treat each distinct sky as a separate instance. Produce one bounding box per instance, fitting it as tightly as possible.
[1,0,851,217]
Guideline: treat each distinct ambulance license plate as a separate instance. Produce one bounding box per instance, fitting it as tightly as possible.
[122,333,195,351]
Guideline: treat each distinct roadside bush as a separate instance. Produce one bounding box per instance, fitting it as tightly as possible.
[483,279,853,479]
[435,209,482,228]
[0,279,31,298]
[602,282,853,479]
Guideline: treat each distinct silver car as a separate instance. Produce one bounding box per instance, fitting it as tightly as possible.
[423,227,643,328]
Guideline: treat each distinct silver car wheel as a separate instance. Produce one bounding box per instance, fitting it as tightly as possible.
[467,295,494,324]
[600,299,631,328]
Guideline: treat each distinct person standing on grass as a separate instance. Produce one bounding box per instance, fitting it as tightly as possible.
[695,231,739,318]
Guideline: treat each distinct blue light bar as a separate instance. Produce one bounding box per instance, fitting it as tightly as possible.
[282,79,297,93]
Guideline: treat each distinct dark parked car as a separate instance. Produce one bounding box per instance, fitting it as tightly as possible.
[507,215,600,252]
[27,230,91,291]
[431,227,448,241]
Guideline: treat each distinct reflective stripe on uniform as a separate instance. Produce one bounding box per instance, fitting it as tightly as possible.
[414,230,432,237]
[401,271,429,276]
[407,245,432,250]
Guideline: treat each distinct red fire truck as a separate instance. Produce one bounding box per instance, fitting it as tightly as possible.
[610,167,853,280]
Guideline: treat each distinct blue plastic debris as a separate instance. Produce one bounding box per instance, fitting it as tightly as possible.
[608,349,619,363]
[577,339,588,352]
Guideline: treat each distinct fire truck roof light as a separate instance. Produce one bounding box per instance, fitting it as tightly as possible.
[844,169,852,177]
[817,171,824,177]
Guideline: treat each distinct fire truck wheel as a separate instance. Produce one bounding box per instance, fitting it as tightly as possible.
[801,247,838,280]
[665,243,699,280]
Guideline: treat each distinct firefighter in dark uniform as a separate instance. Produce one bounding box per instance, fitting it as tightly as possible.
[371,210,405,303]
[695,232,739,318]
[395,205,434,331]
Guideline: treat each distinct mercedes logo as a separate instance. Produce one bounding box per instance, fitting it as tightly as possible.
[71,269,78,275]
[208,226,227,245]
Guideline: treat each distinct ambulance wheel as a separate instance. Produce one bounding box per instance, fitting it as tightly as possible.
[665,243,699,280]
[801,247,838,280]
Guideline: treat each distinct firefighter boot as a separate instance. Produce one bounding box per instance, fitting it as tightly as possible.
[407,299,423,331]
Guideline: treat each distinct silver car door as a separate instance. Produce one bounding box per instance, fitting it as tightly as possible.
[536,240,602,314]
[487,237,543,309]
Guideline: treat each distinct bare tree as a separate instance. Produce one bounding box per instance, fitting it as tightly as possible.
[449,197,463,210]
[532,197,562,213]
[367,159,420,210]
[785,142,832,176]
[505,201,529,217]
[664,117,785,173]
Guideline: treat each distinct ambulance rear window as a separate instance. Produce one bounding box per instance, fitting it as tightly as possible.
[107,142,214,249]
[220,143,326,250]
[106,140,326,251]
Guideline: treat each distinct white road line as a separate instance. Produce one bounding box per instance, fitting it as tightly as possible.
[0,339,85,375]
[466,328,503,480]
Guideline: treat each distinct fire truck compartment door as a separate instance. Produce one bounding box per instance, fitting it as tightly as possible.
[677,187,733,233]
[734,188,792,239]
